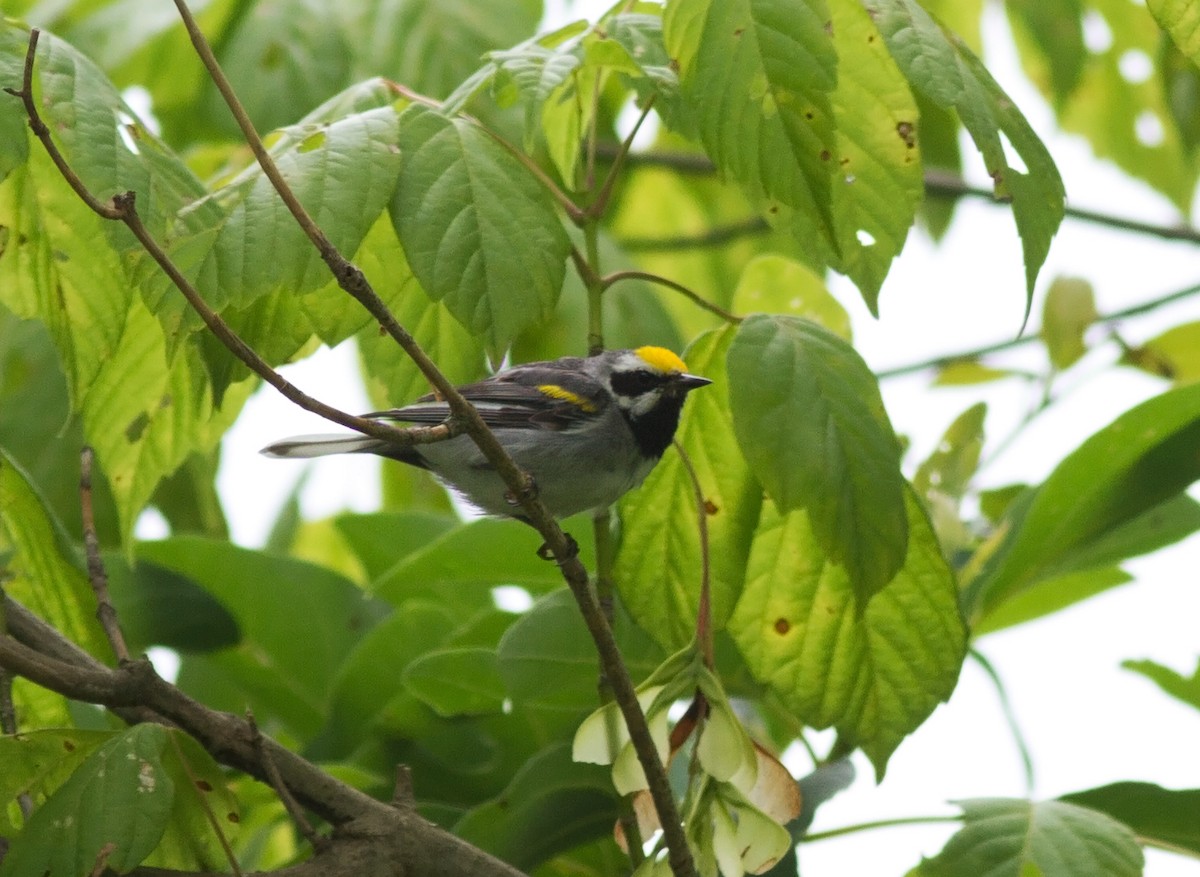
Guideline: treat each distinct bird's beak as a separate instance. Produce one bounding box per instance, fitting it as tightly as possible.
[673,373,713,392]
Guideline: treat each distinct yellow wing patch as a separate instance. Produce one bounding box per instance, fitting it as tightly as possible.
[538,384,599,412]
[635,345,689,374]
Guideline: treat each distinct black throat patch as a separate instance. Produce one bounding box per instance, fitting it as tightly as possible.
[619,395,686,460]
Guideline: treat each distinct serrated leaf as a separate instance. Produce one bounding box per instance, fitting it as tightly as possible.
[402,647,506,717]
[1122,657,1200,713]
[391,105,570,353]
[871,0,1065,308]
[729,490,965,776]
[1041,276,1096,370]
[826,0,923,312]
[0,725,174,877]
[920,798,1142,877]
[727,314,906,602]
[1061,782,1200,856]
[0,448,110,659]
[664,0,839,259]
[617,327,762,648]
[175,104,403,316]
[963,382,1200,622]
[731,255,851,340]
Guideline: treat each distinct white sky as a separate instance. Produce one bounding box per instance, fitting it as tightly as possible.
[213,4,1200,875]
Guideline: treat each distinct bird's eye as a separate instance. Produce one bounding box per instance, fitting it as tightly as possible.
[611,369,665,397]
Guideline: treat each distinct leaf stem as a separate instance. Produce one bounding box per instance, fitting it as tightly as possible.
[603,269,742,324]
[802,814,961,843]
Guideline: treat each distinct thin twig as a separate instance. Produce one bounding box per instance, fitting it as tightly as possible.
[603,269,743,324]
[600,143,1200,248]
[876,281,1200,379]
[672,441,713,669]
[165,731,245,877]
[618,216,771,252]
[249,710,327,851]
[79,446,129,663]
[586,96,656,220]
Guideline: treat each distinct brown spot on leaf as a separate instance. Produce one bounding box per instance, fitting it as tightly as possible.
[195,779,213,792]
[774,618,790,635]
[819,149,832,161]
[896,121,916,148]
[227,812,240,823]
[63,740,76,752]
[704,499,719,515]
[734,27,745,37]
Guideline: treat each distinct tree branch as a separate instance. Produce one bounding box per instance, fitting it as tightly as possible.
[0,592,526,877]
[876,280,1200,379]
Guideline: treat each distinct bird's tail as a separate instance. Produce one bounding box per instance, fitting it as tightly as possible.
[260,434,386,459]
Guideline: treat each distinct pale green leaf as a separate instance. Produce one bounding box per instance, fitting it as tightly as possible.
[728,490,965,777]
[920,798,1142,877]
[1005,1,1086,108]
[913,402,986,502]
[1123,320,1200,385]
[826,0,923,312]
[391,105,570,352]
[664,0,839,257]
[0,729,112,834]
[617,327,762,648]
[1041,276,1096,370]
[727,314,907,602]
[731,254,851,340]
[0,449,110,660]
[872,0,1065,307]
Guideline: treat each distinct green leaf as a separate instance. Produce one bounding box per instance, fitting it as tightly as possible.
[139,536,383,739]
[1061,782,1200,857]
[1123,321,1200,385]
[497,589,665,716]
[728,490,965,777]
[391,105,570,353]
[320,600,458,755]
[963,383,1200,622]
[1041,276,1097,370]
[403,647,507,717]
[149,731,240,870]
[617,327,762,648]
[973,567,1133,636]
[727,314,907,602]
[913,402,986,501]
[1005,0,1086,108]
[871,0,1065,308]
[334,510,458,581]
[454,743,615,870]
[0,729,113,834]
[918,798,1142,877]
[176,104,404,315]
[825,0,923,312]
[1151,0,1200,65]
[372,517,594,608]
[104,554,240,653]
[0,448,110,660]
[1122,657,1200,713]
[933,360,1014,385]
[0,725,174,877]
[664,0,839,259]
[731,255,851,340]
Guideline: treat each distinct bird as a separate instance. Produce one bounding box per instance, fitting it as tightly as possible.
[261,346,712,521]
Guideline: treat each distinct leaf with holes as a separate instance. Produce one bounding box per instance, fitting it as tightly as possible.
[728,490,965,777]
[0,725,174,877]
[391,105,570,353]
[727,314,907,602]
[871,0,1064,311]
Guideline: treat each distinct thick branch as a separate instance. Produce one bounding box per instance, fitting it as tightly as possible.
[0,593,525,877]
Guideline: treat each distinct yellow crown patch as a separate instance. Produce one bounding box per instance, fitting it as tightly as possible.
[634,346,689,374]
